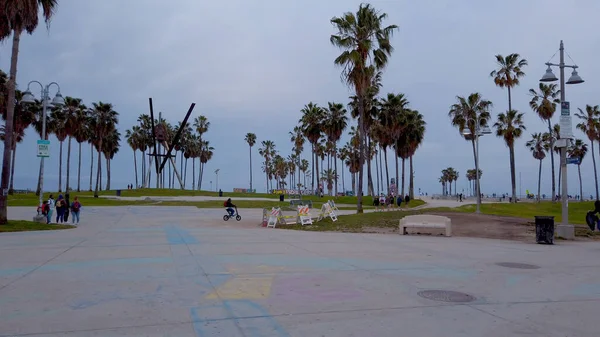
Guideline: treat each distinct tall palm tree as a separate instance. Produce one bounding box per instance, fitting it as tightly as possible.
[568,139,588,201]
[289,126,305,192]
[526,133,547,202]
[403,109,426,199]
[494,110,526,203]
[103,130,120,191]
[125,127,140,188]
[299,102,325,193]
[198,140,214,190]
[193,116,210,189]
[90,102,118,197]
[490,53,527,113]
[49,107,68,192]
[330,3,398,212]
[258,140,276,192]
[244,133,257,191]
[71,106,90,192]
[323,102,348,195]
[300,159,309,190]
[0,0,59,224]
[62,96,82,192]
[529,83,560,201]
[575,105,599,200]
[448,92,492,195]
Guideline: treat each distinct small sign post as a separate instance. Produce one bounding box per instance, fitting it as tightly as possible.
[559,101,573,140]
[566,157,580,165]
[37,140,50,158]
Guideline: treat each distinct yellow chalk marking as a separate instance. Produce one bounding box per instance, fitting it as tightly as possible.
[205,276,272,299]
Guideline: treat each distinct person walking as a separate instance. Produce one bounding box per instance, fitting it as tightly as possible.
[55,194,66,223]
[46,194,55,224]
[70,196,82,225]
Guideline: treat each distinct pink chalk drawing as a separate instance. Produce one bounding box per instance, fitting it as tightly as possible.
[270,275,364,302]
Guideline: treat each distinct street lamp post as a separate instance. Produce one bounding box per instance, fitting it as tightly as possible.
[540,40,584,240]
[21,82,65,221]
[462,118,491,214]
[214,169,220,192]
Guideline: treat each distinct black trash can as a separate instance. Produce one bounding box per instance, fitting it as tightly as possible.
[116,189,121,196]
[219,189,223,197]
[279,193,284,202]
[534,216,554,244]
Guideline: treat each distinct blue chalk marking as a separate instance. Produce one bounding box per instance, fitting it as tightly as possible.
[164,226,199,245]
[0,257,172,276]
[190,300,289,337]
[506,275,526,286]
[572,284,600,296]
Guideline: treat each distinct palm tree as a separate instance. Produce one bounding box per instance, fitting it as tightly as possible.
[526,133,547,202]
[493,110,526,203]
[125,127,140,188]
[71,106,90,192]
[330,3,398,212]
[62,96,82,192]
[568,139,588,201]
[575,105,599,200]
[529,83,560,201]
[300,159,309,190]
[244,133,257,191]
[103,130,121,190]
[258,140,276,192]
[0,0,59,223]
[198,140,214,190]
[448,93,492,195]
[323,102,348,196]
[193,116,210,189]
[289,126,305,193]
[404,110,426,199]
[90,102,118,197]
[49,107,68,192]
[299,102,325,193]
[490,53,527,113]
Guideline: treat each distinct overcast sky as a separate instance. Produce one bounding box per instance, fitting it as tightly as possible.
[2,0,600,197]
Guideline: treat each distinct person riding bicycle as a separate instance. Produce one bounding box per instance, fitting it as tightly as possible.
[224,198,237,216]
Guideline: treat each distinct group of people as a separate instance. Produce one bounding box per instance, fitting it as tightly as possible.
[38,194,82,225]
[374,193,411,211]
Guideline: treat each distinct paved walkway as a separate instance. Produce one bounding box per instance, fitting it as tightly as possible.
[1,206,599,337]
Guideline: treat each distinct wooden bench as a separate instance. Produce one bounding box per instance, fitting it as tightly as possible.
[399,215,452,237]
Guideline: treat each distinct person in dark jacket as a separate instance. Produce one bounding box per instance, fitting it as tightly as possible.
[585,200,600,231]
[224,198,237,216]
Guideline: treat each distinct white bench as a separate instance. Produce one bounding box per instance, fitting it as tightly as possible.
[399,215,452,237]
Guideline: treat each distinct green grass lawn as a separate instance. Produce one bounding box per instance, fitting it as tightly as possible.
[449,201,594,225]
[0,220,75,233]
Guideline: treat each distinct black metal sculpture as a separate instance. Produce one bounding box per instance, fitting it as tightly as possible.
[146,98,195,189]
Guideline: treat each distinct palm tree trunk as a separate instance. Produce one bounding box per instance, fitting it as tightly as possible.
[578,164,583,202]
[106,157,111,191]
[595,141,600,200]
[378,149,383,192]
[357,112,365,213]
[249,145,253,191]
[147,154,152,188]
[384,148,390,194]
[0,29,21,223]
[352,172,356,196]
[509,144,517,203]
[367,136,374,196]
[58,141,63,192]
[192,158,196,190]
[311,144,315,193]
[401,158,406,196]
[94,144,102,197]
[89,143,94,191]
[199,161,203,190]
[557,160,561,200]
[409,155,415,199]
[133,150,138,188]
[8,141,17,193]
[340,158,345,194]
[334,148,338,196]
[537,159,542,202]
[375,149,380,195]
[395,146,399,196]
[315,151,320,194]
[77,142,82,192]
[66,136,72,192]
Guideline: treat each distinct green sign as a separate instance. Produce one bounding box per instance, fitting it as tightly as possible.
[37,140,50,158]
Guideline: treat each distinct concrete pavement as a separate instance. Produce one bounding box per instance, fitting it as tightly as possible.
[1,206,599,337]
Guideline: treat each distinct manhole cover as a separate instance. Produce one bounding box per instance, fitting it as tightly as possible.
[495,262,540,269]
[417,290,476,303]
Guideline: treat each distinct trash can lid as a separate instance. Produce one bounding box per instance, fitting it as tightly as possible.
[534,216,555,220]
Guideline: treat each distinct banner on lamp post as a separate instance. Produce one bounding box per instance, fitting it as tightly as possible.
[559,101,574,140]
[37,140,50,158]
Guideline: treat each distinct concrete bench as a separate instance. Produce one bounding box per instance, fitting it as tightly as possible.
[399,215,452,237]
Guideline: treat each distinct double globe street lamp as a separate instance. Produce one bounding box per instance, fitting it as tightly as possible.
[539,40,584,240]
[462,121,491,214]
[21,81,64,221]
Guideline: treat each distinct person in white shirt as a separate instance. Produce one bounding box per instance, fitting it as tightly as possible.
[46,195,55,224]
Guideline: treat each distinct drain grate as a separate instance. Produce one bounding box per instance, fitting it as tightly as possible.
[495,262,540,270]
[417,290,476,303]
